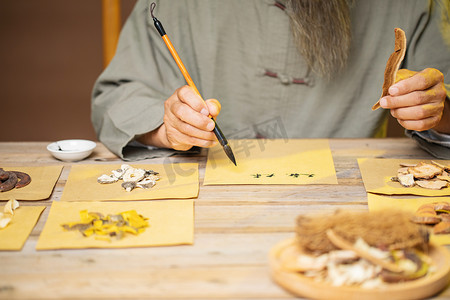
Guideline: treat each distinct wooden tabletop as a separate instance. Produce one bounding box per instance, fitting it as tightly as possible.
[0,139,449,300]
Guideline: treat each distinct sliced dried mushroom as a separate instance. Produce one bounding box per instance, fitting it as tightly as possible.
[136,177,156,189]
[122,168,146,182]
[121,181,137,192]
[97,174,118,184]
[98,165,160,192]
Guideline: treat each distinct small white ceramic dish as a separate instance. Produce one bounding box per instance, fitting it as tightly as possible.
[47,139,96,162]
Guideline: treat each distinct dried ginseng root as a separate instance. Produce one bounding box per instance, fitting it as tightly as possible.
[0,198,20,229]
[391,161,450,190]
[372,28,407,110]
[61,209,149,241]
[412,202,450,235]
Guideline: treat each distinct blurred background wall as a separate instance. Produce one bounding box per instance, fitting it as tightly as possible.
[0,0,403,142]
[0,0,136,142]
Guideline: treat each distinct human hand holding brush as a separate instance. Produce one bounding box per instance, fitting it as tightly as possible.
[138,86,222,151]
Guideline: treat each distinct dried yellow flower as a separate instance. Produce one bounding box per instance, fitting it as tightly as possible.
[61,209,149,241]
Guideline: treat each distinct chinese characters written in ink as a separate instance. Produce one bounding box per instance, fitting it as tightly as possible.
[251,173,315,178]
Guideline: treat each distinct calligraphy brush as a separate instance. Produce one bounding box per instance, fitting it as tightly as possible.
[149,2,236,166]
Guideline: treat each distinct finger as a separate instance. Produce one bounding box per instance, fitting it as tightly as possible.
[390,102,444,121]
[389,68,443,96]
[396,115,442,131]
[164,111,217,140]
[381,86,447,109]
[177,85,210,115]
[168,99,215,132]
[165,123,218,149]
[205,99,221,117]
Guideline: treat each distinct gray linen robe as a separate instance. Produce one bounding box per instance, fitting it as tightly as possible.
[92,0,450,159]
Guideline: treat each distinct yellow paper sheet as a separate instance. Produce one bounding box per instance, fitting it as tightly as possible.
[0,206,46,250]
[204,139,337,185]
[60,163,199,201]
[358,158,450,196]
[368,193,450,245]
[36,200,194,250]
[0,166,62,200]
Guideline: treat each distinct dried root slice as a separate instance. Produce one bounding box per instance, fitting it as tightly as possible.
[326,229,403,273]
[415,180,448,190]
[431,161,450,172]
[437,175,450,182]
[433,222,450,234]
[4,198,19,215]
[412,202,450,234]
[397,174,415,187]
[372,28,407,110]
[0,216,12,229]
[407,162,443,179]
[399,163,417,168]
[412,203,442,224]
[0,198,20,229]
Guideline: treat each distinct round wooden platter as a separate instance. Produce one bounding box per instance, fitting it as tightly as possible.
[269,238,450,300]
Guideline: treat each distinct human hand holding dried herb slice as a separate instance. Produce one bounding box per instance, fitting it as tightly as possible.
[373,28,449,133]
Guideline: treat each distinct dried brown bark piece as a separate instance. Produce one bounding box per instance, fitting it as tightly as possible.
[372,28,407,110]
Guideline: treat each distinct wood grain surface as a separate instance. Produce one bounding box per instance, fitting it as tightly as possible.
[0,139,449,300]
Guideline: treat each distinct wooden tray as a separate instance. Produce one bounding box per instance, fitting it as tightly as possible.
[269,238,450,300]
